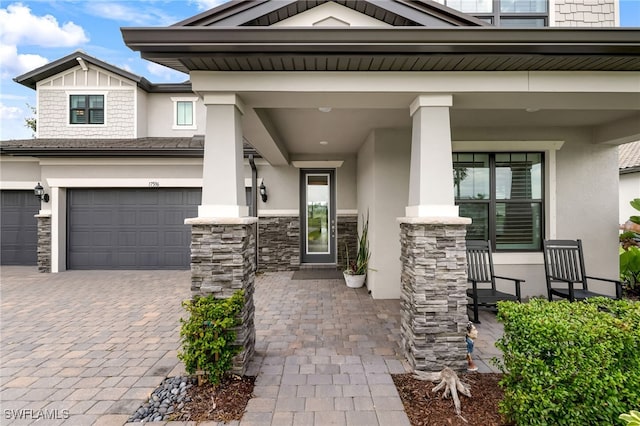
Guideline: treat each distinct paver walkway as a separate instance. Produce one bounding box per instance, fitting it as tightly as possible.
[0,267,503,426]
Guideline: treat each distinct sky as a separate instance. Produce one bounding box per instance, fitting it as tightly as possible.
[0,0,639,141]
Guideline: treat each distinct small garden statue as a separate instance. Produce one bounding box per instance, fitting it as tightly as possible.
[466,322,478,372]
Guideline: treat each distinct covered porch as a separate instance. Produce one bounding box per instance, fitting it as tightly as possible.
[122,10,640,373]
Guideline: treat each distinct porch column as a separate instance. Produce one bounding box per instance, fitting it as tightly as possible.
[406,94,457,218]
[185,93,256,375]
[399,94,470,372]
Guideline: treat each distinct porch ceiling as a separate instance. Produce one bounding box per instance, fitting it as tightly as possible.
[240,91,640,157]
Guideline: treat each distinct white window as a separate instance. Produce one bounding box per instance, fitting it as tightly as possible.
[171,97,197,130]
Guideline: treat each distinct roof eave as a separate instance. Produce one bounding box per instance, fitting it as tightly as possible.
[122,27,640,56]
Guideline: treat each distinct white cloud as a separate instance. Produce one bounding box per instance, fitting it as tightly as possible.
[0,102,23,121]
[0,3,88,47]
[0,93,28,101]
[119,63,135,74]
[87,3,178,26]
[192,0,230,11]
[146,62,187,82]
[0,44,49,79]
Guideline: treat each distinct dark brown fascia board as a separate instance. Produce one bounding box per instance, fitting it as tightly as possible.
[620,166,640,175]
[171,0,484,28]
[0,149,259,158]
[14,50,146,90]
[172,0,271,26]
[12,50,192,93]
[122,27,640,56]
[0,148,203,157]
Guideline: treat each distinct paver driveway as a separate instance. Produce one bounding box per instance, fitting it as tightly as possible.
[1,267,190,425]
[1,267,502,426]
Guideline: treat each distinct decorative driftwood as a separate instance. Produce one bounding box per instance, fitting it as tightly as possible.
[413,367,472,422]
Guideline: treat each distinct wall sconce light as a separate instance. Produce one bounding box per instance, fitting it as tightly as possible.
[259,181,268,203]
[34,182,49,203]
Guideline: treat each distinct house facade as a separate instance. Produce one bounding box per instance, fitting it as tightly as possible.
[619,141,640,223]
[2,0,639,370]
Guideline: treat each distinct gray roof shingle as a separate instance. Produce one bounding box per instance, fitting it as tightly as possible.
[620,141,640,173]
[0,136,260,158]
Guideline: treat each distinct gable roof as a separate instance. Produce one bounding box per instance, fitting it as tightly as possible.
[173,0,486,27]
[620,141,640,174]
[13,50,191,92]
[121,0,640,74]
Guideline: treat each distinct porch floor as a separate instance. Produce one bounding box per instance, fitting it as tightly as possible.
[242,271,503,425]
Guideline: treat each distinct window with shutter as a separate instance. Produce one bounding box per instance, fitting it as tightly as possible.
[453,152,543,251]
[69,95,104,125]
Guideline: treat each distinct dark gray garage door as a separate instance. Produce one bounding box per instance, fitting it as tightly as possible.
[1,191,39,265]
[68,188,201,270]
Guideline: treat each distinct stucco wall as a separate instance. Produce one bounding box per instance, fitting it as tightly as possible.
[357,129,411,299]
[454,126,621,298]
[146,93,207,137]
[552,0,617,27]
[38,89,135,139]
[137,88,148,138]
[619,172,639,224]
[0,157,41,184]
[254,156,357,212]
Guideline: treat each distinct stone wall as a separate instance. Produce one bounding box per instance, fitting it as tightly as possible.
[38,90,136,138]
[258,216,300,271]
[398,218,470,372]
[187,218,257,375]
[337,215,358,270]
[553,0,616,27]
[36,215,51,273]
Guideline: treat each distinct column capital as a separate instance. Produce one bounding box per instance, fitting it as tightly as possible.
[202,93,245,115]
[409,94,453,117]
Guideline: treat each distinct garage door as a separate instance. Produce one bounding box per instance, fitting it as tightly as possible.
[68,188,201,270]
[1,191,39,265]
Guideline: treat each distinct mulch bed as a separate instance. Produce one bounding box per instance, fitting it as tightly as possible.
[166,373,506,425]
[168,375,255,423]
[393,373,511,426]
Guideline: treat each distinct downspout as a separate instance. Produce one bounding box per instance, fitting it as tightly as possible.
[249,155,259,269]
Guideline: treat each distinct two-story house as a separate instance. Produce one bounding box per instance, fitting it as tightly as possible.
[1,0,639,304]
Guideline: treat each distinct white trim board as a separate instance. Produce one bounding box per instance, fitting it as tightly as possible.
[45,178,259,188]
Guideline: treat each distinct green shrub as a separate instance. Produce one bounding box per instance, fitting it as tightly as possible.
[177,291,244,384]
[494,298,640,425]
[620,410,640,425]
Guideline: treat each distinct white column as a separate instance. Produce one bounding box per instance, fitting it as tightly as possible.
[406,94,458,218]
[199,93,248,218]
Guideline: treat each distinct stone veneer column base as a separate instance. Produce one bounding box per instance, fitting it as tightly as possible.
[36,214,51,273]
[398,216,471,372]
[185,217,258,376]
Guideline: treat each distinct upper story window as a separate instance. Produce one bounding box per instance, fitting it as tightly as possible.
[172,97,197,130]
[70,95,104,124]
[453,152,544,251]
[436,0,548,26]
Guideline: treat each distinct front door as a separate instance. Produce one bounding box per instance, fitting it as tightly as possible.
[300,169,336,264]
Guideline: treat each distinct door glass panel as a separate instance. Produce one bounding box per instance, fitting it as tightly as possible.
[306,174,329,254]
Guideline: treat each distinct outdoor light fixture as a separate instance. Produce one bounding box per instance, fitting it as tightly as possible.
[260,181,268,203]
[34,182,49,202]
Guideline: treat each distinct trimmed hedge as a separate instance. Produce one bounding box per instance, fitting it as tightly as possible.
[495,298,640,425]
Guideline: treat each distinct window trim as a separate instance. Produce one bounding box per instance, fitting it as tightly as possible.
[66,92,107,126]
[171,97,198,130]
[452,140,564,252]
[454,152,545,252]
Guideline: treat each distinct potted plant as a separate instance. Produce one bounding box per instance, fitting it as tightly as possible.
[343,213,370,288]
